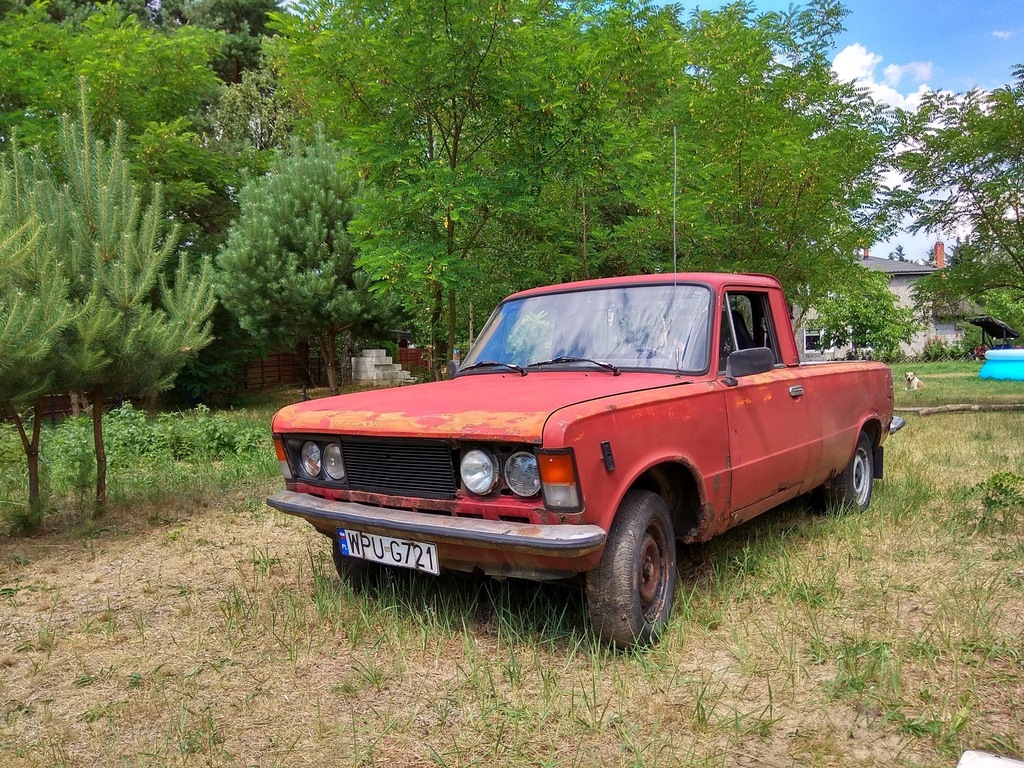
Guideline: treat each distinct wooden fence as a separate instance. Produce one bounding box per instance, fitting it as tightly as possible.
[243,348,322,391]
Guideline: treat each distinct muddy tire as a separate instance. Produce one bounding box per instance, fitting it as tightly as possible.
[586,490,676,647]
[822,431,874,512]
[331,537,383,592]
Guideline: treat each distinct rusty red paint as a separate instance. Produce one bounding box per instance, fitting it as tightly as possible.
[272,372,680,442]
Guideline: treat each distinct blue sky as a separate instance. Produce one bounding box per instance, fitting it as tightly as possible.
[827,0,1023,259]
[686,0,1024,260]
[835,0,1023,94]
[689,0,1023,94]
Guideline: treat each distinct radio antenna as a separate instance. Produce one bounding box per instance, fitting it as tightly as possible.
[672,125,678,278]
[672,126,681,373]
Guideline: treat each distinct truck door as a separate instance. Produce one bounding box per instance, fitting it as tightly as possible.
[719,291,822,521]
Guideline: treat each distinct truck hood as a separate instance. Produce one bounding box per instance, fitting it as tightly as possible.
[272,371,686,442]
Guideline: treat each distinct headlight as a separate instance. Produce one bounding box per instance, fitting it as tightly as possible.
[505,451,540,497]
[461,449,499,495]
[300,441,322,477]
[323,443,346,481]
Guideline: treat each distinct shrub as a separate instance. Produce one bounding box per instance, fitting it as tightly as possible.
[12,404,270,511]
[953,472,1024,534]
[918,336,964,362]
[877,348,908,364]
[98,403,269,462]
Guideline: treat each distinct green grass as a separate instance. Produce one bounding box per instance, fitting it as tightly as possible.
[0,402,279,534]
[890,360,1024,407]
[0,381,1023,765]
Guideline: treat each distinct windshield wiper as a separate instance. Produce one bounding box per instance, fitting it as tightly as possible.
[529,356,621,376]
[457,360,528,376]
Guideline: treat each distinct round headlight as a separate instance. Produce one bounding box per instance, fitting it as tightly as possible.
[323,443,346,481]
[300,441,322,478]
[461,449,499,495]
[505,452,541,497]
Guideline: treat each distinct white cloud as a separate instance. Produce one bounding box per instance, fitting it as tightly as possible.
[832,44,943,260]
[993,30,1012,40]
[832,43,932,111]
[832,43,881,82]
[883,61,933,86]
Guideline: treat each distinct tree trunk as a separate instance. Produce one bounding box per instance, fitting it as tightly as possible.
[447,288,456,366]
[144,389,159,416]
[580,189,590,280]
[437,203,457,378]
[11,401,43,510]
[896,403,1024,416]
[430,281,445,381]
[325,331,339,395]
[92,384,106,515]
[70,391,88,417]
[341,330,354,387]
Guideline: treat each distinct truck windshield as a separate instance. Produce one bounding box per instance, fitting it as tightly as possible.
[462,283,713,374]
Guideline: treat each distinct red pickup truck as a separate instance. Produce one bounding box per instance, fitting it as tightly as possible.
[268,273,902,646]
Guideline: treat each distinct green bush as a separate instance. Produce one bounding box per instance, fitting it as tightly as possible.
[917,336,973,362]
[95,403,268,463]
[3,403,274,533]
[954,472,1024,534]
[877,348,908,364]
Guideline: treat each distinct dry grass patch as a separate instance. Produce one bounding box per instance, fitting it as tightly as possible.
[1,401,1023,766]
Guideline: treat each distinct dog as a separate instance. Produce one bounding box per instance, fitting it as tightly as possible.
[905,371,926,390]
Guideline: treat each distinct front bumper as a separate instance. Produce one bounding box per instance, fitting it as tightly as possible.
[267,490,607,580]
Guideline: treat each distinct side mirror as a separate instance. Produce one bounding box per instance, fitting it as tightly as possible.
[725,347,775,379]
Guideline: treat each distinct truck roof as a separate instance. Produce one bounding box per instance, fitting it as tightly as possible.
[505,272,784,301]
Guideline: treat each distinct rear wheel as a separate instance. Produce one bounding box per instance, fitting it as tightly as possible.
[586,490,677,647]
[331,537,383,592]
[822,431,874,512]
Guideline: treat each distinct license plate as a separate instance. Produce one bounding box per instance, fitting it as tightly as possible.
[337,529,440,575]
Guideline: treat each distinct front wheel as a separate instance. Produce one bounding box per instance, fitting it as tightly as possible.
[586,490,677,648]
[822,431,874,512]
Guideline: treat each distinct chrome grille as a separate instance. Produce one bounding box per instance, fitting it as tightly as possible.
[341,439,458,499]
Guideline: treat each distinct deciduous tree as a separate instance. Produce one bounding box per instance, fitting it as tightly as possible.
[271,0,568,375]
[0,5,222,147]
[653,1,896,310]
[812,268,919,359]
[1,0,278,84]
[272,0,900,355]
[899,66,1024,310]
[0,5,242,255]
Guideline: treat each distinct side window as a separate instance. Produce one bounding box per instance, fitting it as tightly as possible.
[804,329,823,353]
[718,292,780,373]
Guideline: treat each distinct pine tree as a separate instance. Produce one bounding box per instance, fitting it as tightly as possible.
[0,138,80,517]
[217,130,398,395]
[11,85,218,512]
[0,214,75,516]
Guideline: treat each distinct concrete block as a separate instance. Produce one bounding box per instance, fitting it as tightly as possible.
[959,752,1024,768]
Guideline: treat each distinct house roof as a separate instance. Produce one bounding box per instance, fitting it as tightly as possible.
[860,256,937,276]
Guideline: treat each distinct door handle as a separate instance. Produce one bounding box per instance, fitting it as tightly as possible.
[789,385,805,398]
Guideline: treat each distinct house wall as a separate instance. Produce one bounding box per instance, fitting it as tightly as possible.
[889,275,962,358]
